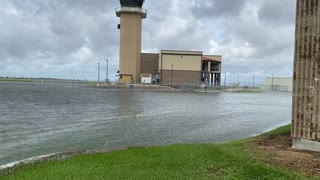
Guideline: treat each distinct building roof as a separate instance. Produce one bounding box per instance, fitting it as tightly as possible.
[202,56,213,61]
[160,50,203,55]
[202,56,222,62]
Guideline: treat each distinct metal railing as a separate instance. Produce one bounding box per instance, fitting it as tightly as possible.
[115,7,147,17]
[260,85,290,92]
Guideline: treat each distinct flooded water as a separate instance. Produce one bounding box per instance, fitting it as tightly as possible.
[0,82,292,165]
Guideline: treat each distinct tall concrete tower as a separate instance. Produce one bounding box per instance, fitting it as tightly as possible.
[292,0,320,152]
[116,0,147,84]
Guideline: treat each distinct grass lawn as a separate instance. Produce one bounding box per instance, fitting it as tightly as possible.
[1,125,317,179]
[234,89,261,93]
[0,78,33,82]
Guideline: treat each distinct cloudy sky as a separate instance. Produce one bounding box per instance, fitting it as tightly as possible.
[1,0,296,83]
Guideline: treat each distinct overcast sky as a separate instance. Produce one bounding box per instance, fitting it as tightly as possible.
[0,0,296,83]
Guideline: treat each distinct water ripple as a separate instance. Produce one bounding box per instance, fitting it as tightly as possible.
[0,82,292,165]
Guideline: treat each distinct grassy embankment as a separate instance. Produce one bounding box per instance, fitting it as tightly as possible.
[234,89,261,93]
[0,78,97,85]
[0,78,33,82]
[1,125,317,179]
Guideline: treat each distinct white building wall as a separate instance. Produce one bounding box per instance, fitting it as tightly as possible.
[261,77,293,92]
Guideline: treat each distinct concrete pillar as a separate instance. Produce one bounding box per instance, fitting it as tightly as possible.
[208,62,212,86]
[211,73,214,86]
[214,74,217,86]
[292,0,320,152]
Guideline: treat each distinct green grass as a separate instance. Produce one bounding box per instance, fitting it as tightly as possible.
[260,125,292,136]
[0,125,315,180]
[0,78,95,84]
[0,78,33,82]
[234,89,261,93]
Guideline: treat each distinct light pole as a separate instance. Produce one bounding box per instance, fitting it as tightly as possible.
[224,71,227,87]
[253,75,255,88]
[97,63,100,84]
[237,73,239,86]
[271,74,274,91]
[105,59,109,83]
[171,64,173,86]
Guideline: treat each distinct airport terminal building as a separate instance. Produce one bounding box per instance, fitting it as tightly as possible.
[140,50,222,86]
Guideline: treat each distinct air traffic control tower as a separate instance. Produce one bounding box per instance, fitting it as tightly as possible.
[116,0,147,83]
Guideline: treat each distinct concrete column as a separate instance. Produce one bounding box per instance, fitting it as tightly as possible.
[208,62,212,86]
[292,0,320,152]
[116,7,146,84]
[119,13,142,83]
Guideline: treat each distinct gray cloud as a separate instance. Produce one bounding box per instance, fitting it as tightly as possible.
[189,0,296,83]
[0,0,297,82]
[0,0,121,79]
[192,0,250,18]
[258,0,296,26]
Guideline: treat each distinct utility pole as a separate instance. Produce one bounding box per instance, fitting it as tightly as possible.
[97,63,100,84]
[171,64,173,86]
[253,75,255,88]
[271,74,274,91]
[105,59,109,83]
[237,73,239,87]
[224,71,227,87]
